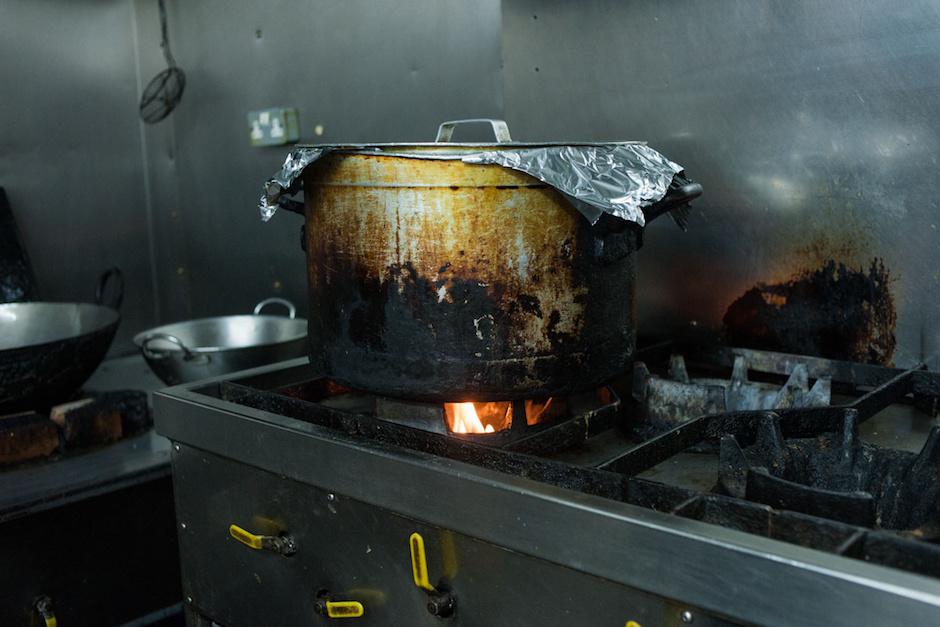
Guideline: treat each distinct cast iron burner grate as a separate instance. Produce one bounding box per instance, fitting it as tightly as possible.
[632,353,832,440]
[719,411,940,531]
[200,345,940,580]
[216,371,619,456]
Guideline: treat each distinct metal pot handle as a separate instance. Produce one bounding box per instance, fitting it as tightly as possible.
[253,297,296,319]
[140,332,204,363]
[641,176,703,229]
[435,119,512,143]
[95,267,124,310]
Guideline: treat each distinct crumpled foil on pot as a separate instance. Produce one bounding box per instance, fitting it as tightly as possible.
[260,143,683,225]
[259,146,330,221]
[461,145,682,225]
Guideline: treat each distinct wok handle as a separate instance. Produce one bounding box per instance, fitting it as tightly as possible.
[435,119,512,143]
[253,297,296,319]
[95,267,124,309]
[140,332,203,362]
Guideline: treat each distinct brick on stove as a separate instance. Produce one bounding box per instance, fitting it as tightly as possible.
[50,390,151,448]
[0,411,59,465]
[51,397,121,447]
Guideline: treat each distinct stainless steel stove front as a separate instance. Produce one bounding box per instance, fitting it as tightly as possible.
[155,362,940,627]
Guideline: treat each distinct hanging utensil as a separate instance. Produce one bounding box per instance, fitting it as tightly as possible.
[139,0,186,124]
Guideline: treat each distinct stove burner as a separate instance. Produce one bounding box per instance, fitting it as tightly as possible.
[719,411,940,530]
[632,354,831,439]
[218,372,620,453]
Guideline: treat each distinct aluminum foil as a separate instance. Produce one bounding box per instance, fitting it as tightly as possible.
[260,143,683,225]
[259,146,330,221]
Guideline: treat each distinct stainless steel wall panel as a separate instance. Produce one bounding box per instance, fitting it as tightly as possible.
[133,0,194,324]
[502,0,940,368]
[139,0,503,321]
[0,0,157,353]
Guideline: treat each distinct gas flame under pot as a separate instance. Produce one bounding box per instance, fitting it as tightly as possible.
[444,398,557,434]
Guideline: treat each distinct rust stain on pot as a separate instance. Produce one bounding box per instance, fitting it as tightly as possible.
[308,182,587,355]
[301,153,638,400]
[723,259,896,365]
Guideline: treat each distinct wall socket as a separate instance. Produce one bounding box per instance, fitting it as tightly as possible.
[248,107,300,146]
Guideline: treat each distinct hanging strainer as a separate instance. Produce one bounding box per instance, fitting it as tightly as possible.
[139,0,186,124]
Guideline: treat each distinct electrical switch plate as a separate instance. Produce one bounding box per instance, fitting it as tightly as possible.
[248,107,300,146]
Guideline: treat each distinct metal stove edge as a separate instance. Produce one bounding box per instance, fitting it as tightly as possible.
[154,359,940,627]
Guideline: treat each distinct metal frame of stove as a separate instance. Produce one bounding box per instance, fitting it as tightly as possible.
[156,352,940,627]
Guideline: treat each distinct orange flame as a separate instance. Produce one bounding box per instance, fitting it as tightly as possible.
[444,399,558,434]
[447,402,495,434]
[445,401,516,433]
[525,397,554,426]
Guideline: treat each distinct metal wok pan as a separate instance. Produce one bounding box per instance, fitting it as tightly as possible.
[134,298,307,385]
[0,268,123,415]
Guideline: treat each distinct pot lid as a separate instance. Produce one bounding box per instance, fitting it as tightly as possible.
[259,119,694,225]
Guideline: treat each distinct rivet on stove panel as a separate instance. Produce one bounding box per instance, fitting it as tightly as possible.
[173,443,180,451]
[680,610,694,623]
[180,522,187,530]
[186,596,193,604]
[327,493,336,501]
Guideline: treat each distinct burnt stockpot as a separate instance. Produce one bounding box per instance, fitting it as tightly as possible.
[275,119,701,401]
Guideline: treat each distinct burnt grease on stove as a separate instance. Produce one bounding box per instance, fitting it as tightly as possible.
[723,259,896,365]
[719,412,940,532]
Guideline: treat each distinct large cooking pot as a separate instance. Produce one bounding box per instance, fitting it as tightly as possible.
[282,119,701,401]
[134,298,307,385]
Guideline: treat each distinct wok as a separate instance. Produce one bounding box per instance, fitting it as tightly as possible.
[0,268,123,415]
[134,298,307,385]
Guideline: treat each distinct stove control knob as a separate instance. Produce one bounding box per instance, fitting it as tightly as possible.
[426,590,456,619]
[314,592,365,619]
[409,532,436,592]
[409,532,457,619]
[34,595,56,627]
[229,523,297,556]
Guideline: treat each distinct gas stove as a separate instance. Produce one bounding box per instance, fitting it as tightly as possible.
[155,345,940,626]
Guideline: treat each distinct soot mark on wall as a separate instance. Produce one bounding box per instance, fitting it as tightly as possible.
[723,259,897,365]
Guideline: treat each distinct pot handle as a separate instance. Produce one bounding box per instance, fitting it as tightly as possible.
[435,119,512,143]
[140,332,206,363]
[95,267,124,310]
[253,297,296,319]
[641,176,703,229]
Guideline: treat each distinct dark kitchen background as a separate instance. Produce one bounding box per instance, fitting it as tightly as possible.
[4,1,940,625]
[5,0,936,367]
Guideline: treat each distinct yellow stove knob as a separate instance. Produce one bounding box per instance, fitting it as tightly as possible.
[325,600,365,619]
[409,532,435,592]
